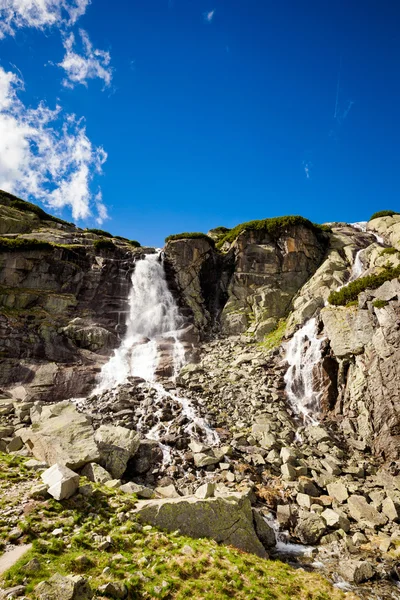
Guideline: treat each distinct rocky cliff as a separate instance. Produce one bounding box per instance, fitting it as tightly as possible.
[1,194,400,599]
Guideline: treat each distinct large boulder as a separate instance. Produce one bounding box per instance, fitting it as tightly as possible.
[94,425,140,479]
[20,402,100,470]
[294,513,327,544]
[41,464,80,500]
[35,573,92,600]
[133,492,268,557]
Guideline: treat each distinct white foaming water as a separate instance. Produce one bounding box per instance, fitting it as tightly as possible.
[349,248,365,281]
[96,253,185,391]
[94,252,219,450]
[263,513,314,556]
[284,318,324,423]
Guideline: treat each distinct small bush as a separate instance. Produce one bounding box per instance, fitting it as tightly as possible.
[211,226,231,234]
[373,299,389,309]
[165,232,215,246]
[93,239,115,252]
[114,235,129,241]
[380,247,398,255]
[215,216,330,249]
[0,189,71,226]
[369,210,399,221]
[86,228,113,238]
[0,237,53,253]
[328,265,400,306]
[128,240,141,248]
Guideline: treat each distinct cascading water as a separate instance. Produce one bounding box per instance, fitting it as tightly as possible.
[94,252,219,453]
[96,253,185,390]
[284,318,324,423]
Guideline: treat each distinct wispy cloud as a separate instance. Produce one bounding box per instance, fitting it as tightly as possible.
[204,9,215,22]
[57,29,113,89]
[0,65,108,223]
[303,161,312,179]
[0,0,90,39]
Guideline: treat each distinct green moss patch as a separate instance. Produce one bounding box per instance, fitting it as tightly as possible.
[165,232,216,246]
[0,190,72,226]
[258,319,287,352]
[369,210,400,221]
[85,228,113,238]
[380,247,399,255]
[215,216,331,249]
[0,237,53,253]
[373,299,389,309]
[328,265,400,306]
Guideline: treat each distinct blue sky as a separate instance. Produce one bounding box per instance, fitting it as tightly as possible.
[0,0,399,246]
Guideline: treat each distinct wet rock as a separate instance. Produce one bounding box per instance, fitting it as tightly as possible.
[128,440,163,475]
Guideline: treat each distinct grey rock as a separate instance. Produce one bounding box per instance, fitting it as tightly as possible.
[95,425,140,479]
[339,560,374,584]
[294,513,327,544]
[35,573,92,600]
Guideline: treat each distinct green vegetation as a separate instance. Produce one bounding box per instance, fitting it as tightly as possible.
[165,232,216,246]
[93,239,115,252]
[380,247,399,255]
[211,226,231,234]
[373,299,389,309]
[258,319,287,352]
[328,265,400,306]
[86,228,113,238]
[215,216,331,249]
[128,239,141,248]
[0,237,53,253]
[0,452,353,600]
[0,189,72,226]
[114,235,129,241]
[369,210,400,221]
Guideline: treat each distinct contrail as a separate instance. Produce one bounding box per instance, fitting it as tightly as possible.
[334,55,342,120]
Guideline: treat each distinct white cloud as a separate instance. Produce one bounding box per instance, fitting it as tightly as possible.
[303,161,312,179]
[204,9,215,22]
[0,65,108,223]
[0,0,90,39]
[58,29,113,89]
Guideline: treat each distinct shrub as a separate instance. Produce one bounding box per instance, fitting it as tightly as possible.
[373,299,389,309]
[380,247,398,255]
[93,239,115,251]
[86,228,113,238]
[0,189,71,226]
[215,216,331,249]
[128,240,141,248]
[328,265,400,306]
[369,210,399,221]
[114,235,129,241]
[0,237,53,253]
[211,226,231,234]
[165,232,215,246]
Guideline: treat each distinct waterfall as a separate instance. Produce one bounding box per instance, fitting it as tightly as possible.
[284,318,324,423]
[96,253,185,391]
[94,252,219,448]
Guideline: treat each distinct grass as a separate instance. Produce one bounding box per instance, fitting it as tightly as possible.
[0,237,53,253]
[380,247,399,255]
[0,452,355,600]
[328,265,400,306]
[258,319,287,352]
[165,232,216,247]
[0,190,72,227]
[369,210,400,221]
[128,240,141,248]
[86,228,113,238]
[373,299,389,309]
[215,216,331,250]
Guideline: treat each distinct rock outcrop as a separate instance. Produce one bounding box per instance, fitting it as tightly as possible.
[133,492,268,557]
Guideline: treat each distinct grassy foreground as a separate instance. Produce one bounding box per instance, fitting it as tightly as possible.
[0,453,357,600]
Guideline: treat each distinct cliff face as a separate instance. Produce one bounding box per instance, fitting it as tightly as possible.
[0,192,144,401]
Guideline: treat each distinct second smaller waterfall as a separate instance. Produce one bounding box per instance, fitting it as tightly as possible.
[284,318,324,423]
